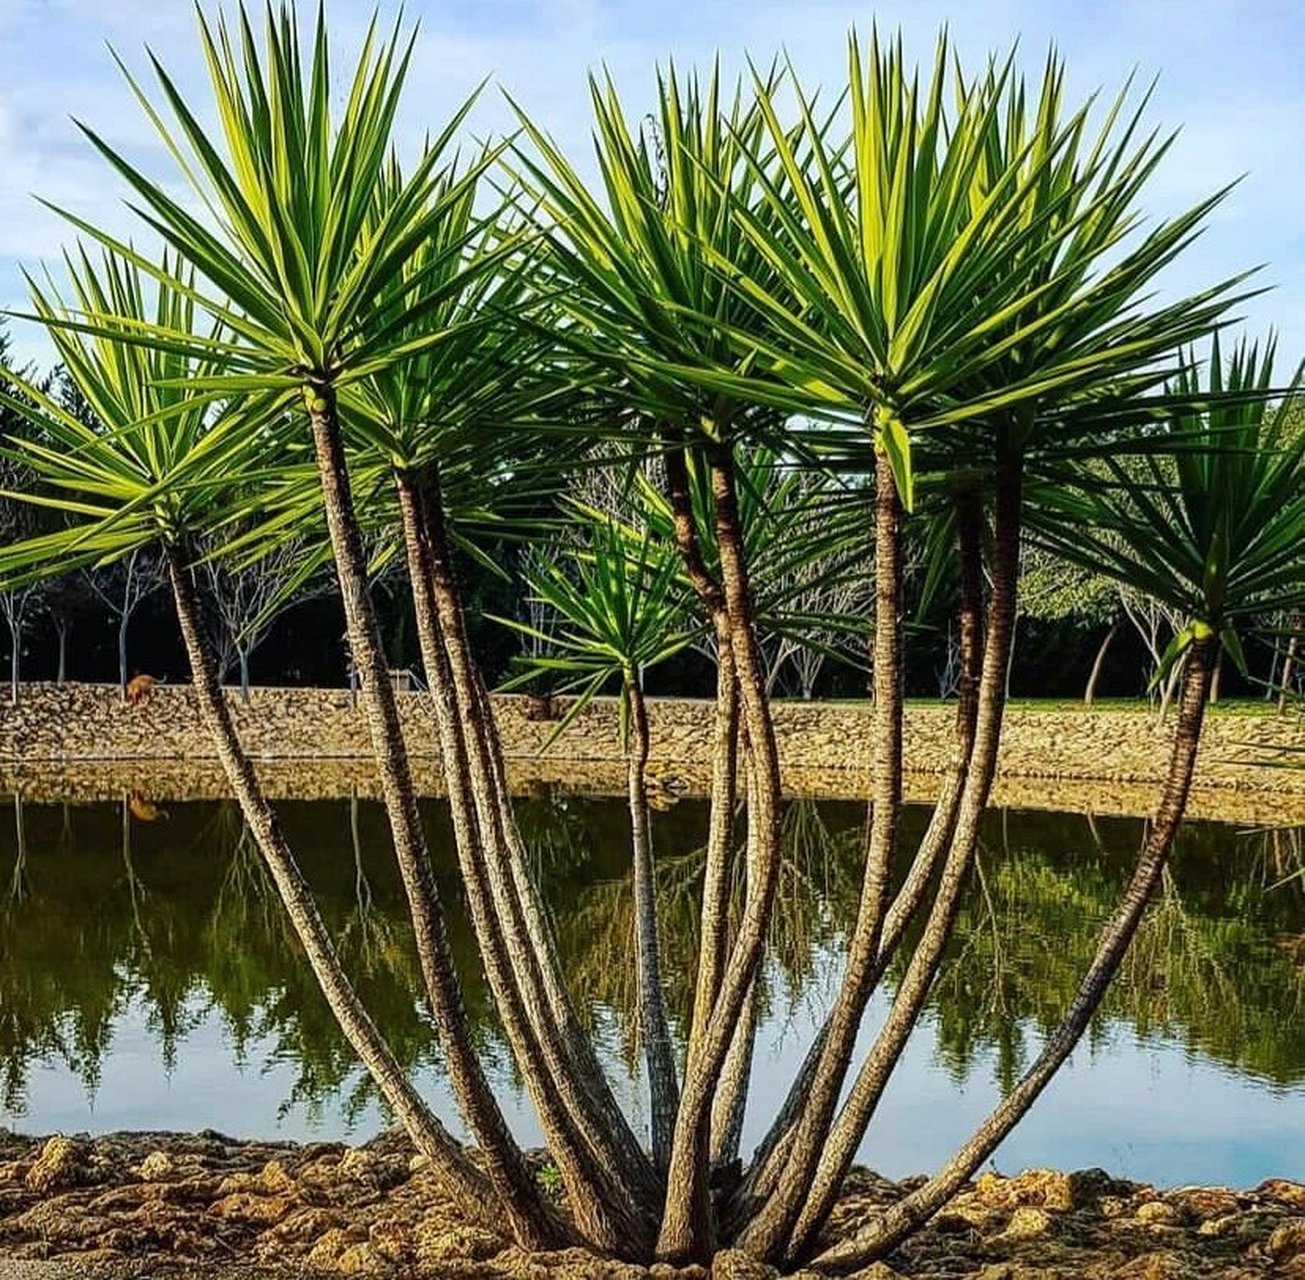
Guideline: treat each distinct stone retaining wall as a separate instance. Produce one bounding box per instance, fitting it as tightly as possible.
[3,682,1304,797]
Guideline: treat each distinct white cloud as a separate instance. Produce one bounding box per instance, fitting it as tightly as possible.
[1,0,1301,370]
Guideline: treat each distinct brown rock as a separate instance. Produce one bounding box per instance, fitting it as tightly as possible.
[1270,1218,1305,1261]
[846,1264,906,1279]
[414,1220,506,1265]
[24,1136,89,1193]
[1168,1186,1239,1221]
[336,1241,394,1275]
[710,1247,779,1278]
[207,1190,296,1225]
[997,1206,1055,1241]
[1133,1201,1180,1226]
[136,1150,176,1182]
[256,1158,296,1195]
[1260,1179,1305,1210]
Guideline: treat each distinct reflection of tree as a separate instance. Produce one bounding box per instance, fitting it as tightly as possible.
[1,796,1302,1129]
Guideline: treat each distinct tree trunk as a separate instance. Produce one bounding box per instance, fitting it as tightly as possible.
[816,637,1216,1273]
[163,543,512,1237]
[1278,621,1299,714]
[305,393,565,1252]
[1210,645,1224,704]
[56,622,68,685]
[739,444,905,1260]
[8,617,19,706]
[738,487,987,1222]
[626,671,680,1173]
[657,442,783,1264]
[239,647,251,704]
[118,614,129,700]
[396,471,648,1255]
[410,471,660,1241]
[777,435,1023,1267]
[1084,620,1120,706]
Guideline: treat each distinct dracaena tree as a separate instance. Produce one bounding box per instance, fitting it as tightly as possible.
[0,251,517,1231]
[4,5,1285,1274]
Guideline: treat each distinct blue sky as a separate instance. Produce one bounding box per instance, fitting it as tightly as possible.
[2,0,1302,371]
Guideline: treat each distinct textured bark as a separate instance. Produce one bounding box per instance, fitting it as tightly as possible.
[739,445,905,1261]
[657,443,782,1263]
[306,396,564,1250]
[816,637,1216,1273]
[164,544,515,1238]
[1084,620,1120,706]
[695,620,740,1046]
[414,473,660,1234]
[710,728,763,1171]
[626,672,681,1173]
[777,437,1024,1266]
[397,471,651,1255]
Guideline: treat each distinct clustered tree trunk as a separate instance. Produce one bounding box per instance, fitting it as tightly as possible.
[154,402,1229,1272]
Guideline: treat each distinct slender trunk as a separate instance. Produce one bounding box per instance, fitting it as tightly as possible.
[739,445,904,1261]
[400,472,647,1253]
[239,647,251,704]
[709,730,762,1173]
[1084,620,1120,706]
[411,472,660,1238]
[657,442,783,1263]
[627,672,680,1173]
[1280,622,1301,714]
[1210,646,1224,704]
[118,615,129,700]
[695,622,739,1035]
[739,490,986,1217]
[56,622,68,685]
[9,617,18,706]
[817,638,1216,1273]
[777,438,1022,1267]
[306,393,563,1251]
[163,544,515,1236]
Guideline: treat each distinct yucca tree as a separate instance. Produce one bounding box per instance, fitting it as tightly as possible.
[691,38,1251,1265]
[40,5,580,1249]
[0,250,517,1231]
[814,335,1305,1273]
[335,169,666,1243]
[500,515,695,1171]
[16,6,1279,1271]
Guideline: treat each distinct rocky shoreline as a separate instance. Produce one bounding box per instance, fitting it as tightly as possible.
[1,1130,1302,1278]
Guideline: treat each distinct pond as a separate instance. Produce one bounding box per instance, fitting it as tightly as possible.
[1,789,1302,1188]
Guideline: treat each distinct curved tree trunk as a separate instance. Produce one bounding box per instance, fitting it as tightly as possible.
[396,472,650,1254]
[815,636,1216,1273]
[305,394,566,1252]
[776,436,1023,1267]
[657,441,783,1263]
[411,472,660,1232]
[163,544,511,1236]
[739,444,905,1260]
[626,671,680,1173]
[1084,619,1120,706]
[56,621,69,685]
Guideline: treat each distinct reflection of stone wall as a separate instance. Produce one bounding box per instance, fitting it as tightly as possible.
[3,683,1304,804]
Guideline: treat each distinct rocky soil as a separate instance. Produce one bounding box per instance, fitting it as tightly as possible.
[1,1130,1303,1278]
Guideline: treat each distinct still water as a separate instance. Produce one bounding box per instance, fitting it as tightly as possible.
[1,790,1301,1187]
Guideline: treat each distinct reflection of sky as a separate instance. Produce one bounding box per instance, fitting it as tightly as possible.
[8,976,1302,1189]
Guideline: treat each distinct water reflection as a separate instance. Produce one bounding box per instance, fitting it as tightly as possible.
[1,790,1302,1185]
